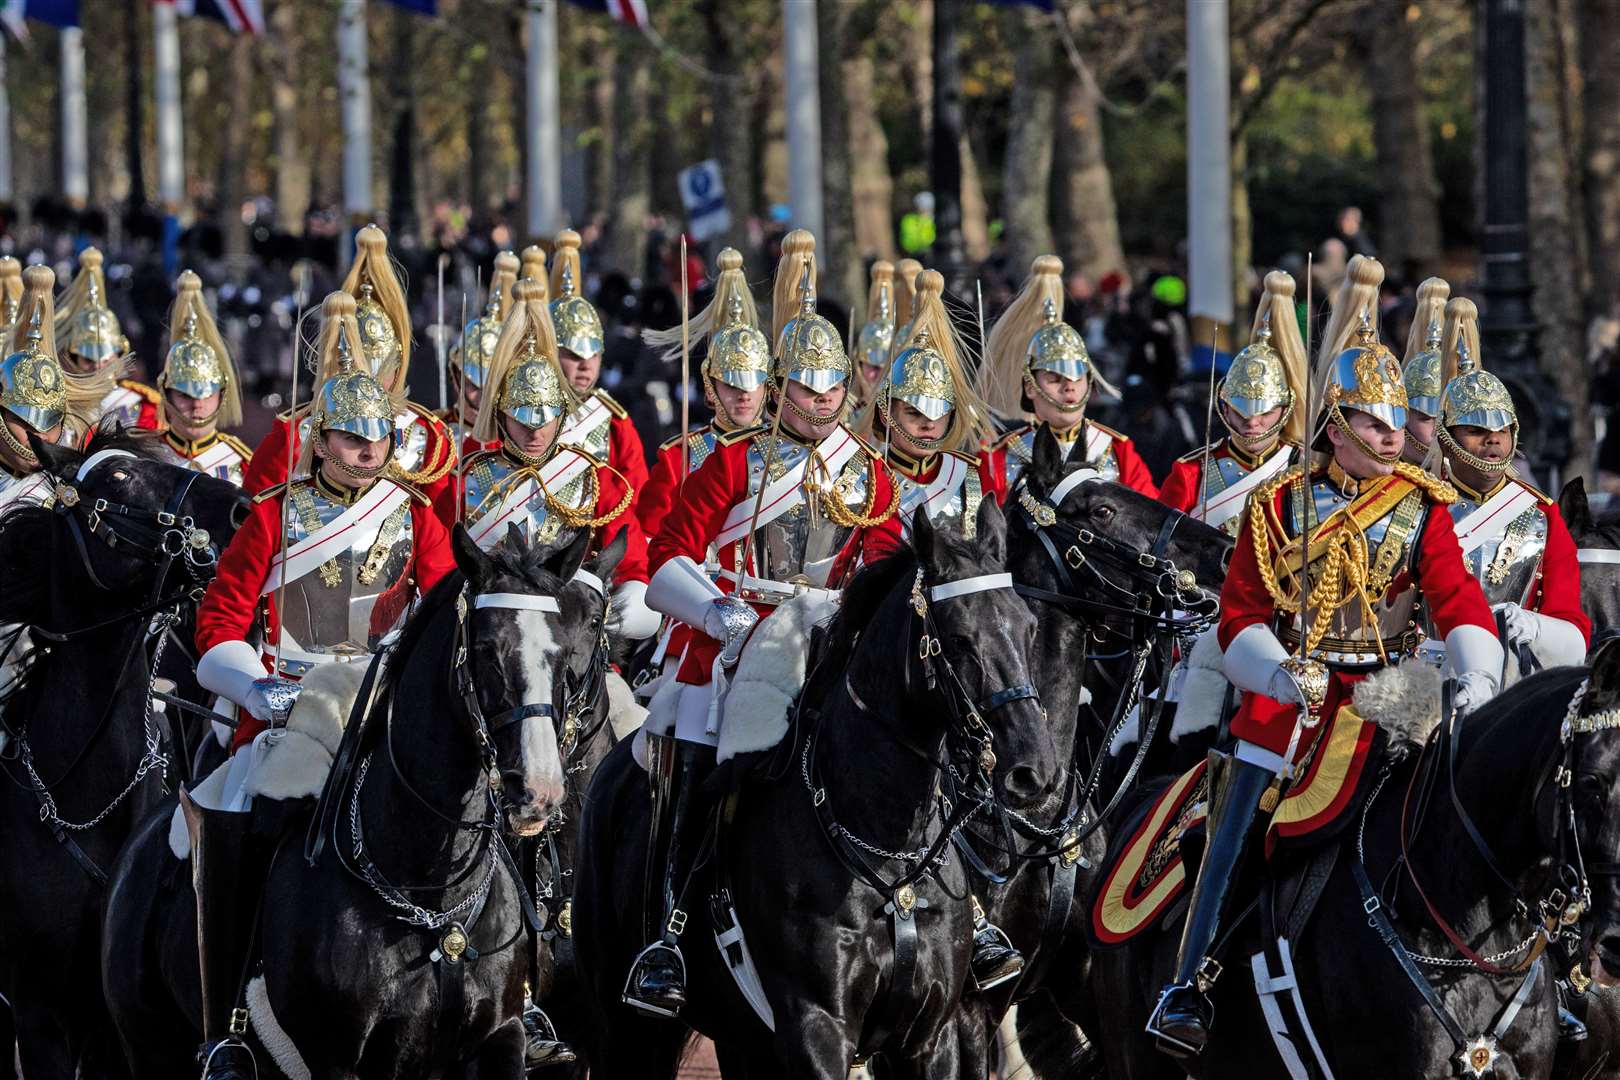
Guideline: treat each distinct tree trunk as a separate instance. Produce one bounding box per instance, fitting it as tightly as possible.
[959,136,989,264]
[1525,0,1591,478]
[1582,0,1620,314]
[270,0,309,233]
[1053,57,1124,280]
[586,27,615,233]
[907,0,933,145]
[845,51,895,265]
[1001,5,1055,280]
[386,6,418,240]
[218,34,253,258]
[817,0,861,309]
[1364,0,1442,280]
[606,38,652,278]
[700,0,756,260]
[124,0,145,211]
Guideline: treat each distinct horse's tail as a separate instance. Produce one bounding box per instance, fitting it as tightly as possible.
[1011,993,1105,1080]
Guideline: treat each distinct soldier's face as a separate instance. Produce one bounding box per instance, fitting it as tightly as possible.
[0,413,58,471]
[891,400,947,454]
[558,348,601,393]
[1450,424,1512,464]
[713,380,764,426]
[319,431,390,487]
[781,379,845,438]
[1328,410,1402,478]
[1223,403,1282,447]
[1404,413,1436,463]
[1031,371,1088,427]
[501,413,561,458]
[165,389,220,435]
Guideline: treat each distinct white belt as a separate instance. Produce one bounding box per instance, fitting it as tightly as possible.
[264,644,371,676]
[717,568,840,607]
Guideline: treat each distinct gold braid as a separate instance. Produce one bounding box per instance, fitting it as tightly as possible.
[536,457,635,529]
[814,454,901,528]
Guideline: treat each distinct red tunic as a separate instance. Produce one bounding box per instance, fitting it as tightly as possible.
[604,411,650,512]
[195,479,456,750]
[241,405,459,525]
[1528,499,1591,642]
[1217,468,1495,758]
[999,421,1159,498]
[639,427,713,541]
[649,430,905,686]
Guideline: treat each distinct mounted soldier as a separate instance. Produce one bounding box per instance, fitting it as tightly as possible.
[0,268,75,513]
[1428,297,1589,673]
[549,229,649,509]
[188,290,458,1080]
[243,225,458,518]
[624,232,905,1018]
[56,246,159,436]
[1145,254,1504,1061]
[152,270,253,486]
[979,255,1158,496]
[453,277,655,638]
[857,267,1004,538]
[851,259,896,419]
[1400,277,1449,468]
[444,249,519,450]
[1159,270,1306,536]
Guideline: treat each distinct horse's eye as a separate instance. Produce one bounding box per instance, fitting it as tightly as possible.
[1092,504,1116,524]
[111,470,128,482]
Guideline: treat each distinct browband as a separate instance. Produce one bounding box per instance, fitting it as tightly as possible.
[1049,467,1103,507]
[1577,548,1620,565]
[474,593,561,613]
[76,448,137,482]
[571,568,606,596]
[929,572,1013,602]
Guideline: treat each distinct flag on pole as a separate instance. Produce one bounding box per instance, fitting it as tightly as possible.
[0,0,80,32]
[379,0,437,13]
[164,0,265,35]
[563,0,647,27]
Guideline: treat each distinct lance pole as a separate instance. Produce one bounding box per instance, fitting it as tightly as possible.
[680,235,691,489]
[1199,321,1219,521]
[272,264,309,683]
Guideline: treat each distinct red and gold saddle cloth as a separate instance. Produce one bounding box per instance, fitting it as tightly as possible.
[1088,704,1384,948]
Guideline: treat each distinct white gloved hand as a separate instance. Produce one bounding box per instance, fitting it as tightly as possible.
[606,580,660,640]
[1491,602,1538,647]
[1266,666,1305,706]
[1452,670,1498,717]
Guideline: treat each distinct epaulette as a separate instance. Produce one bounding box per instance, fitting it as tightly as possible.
[717,425,766,447]
[1255,463,1308,504]
[117,379,162,404]
[251,481,290,504]
[389,477,432,507]
[592,389,629,420]
[218,432,254,461]
[1089,419,1128,442]
[1509,474,1554,506]
[660,424,709,453]
[1177,441,1221,464]
[943,448,977,466]
[993,424,1033,452]
[1393,460,1457,505]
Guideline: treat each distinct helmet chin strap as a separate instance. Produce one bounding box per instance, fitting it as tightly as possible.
[1024,371,1087,416]
[1330,405,1403,466]
[316,438,394,484]
[1219,398,1291,451]
[0,417,39,468]
[1438,423,1515,476]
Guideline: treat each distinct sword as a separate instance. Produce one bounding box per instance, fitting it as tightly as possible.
[435,253,447,413]
[679,235,691,491]
[1199,320,1219,522]
[455,285,470,522]
[271,262,308,691]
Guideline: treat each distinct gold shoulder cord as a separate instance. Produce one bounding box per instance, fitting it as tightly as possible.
[390,413,458,486]
[818,452,901,528]
[537,457,634,529]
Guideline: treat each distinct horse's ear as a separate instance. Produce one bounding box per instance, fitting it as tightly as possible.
[1588,636,1620,712]
[29,431,81,479]
[1030,426,1064,492]
[1560,477,1594,537]
[451,523,488,584]
[590,527,628,585]
[547,526,594,583]
[911,503,937,565]
[974,495,1008,568]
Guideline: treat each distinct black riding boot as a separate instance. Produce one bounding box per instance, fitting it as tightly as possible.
[181,788,277,1080]
[1145,752,1273,1059]
[522,999,577,1071]
[623,740,710,1018]
[969,895,1025,992]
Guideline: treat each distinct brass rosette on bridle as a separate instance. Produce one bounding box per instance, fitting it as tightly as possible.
[313,329,394,443]
[549,268,605,359]
[707,295,771,392]
[1321,312,1407,463]
[1023,299,1089,413]
[354,282,403,380]
[0,311,67,433]
[1438,339,1517,474]
[499,333,572,429]
[1403,319,1444,419]
[160,313,227,401]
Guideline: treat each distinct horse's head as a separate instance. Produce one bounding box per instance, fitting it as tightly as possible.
[1560,476,1620,642]
[25,428,248,606]
[450,522,620,837]
[910,498,1057,810]
[1558,638,1620,987]
[1017,425,1232,600]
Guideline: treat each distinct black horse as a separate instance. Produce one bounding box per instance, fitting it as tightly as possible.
[1560,477,1620,643]
[0,432,247,1080]
[1088,645,1620,1078]
[102,524,620,1078]
[574,499,1060,1077]
[953,429,1232,1077]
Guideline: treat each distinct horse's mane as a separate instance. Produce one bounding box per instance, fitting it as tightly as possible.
[1453,665,1588,771]
[814,545,919,681]
[84,422,164,459]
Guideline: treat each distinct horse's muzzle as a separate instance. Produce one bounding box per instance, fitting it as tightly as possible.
[506,801,551,837]
[999,762,1062,811]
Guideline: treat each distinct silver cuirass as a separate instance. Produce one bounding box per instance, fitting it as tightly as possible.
[894,457,984,539]
[276,480,415,673]
[559,394,614,462]
[1003,425,1118,490]
[463,450,594,551]
[1449,491,1548,607]
[97,384,146,429]
[156,437,248,487]
[744,434,873,588]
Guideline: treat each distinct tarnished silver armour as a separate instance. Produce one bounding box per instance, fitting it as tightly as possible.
[1002,425,1118,490]
[462,449,595,550]
[741,433,873,588]
[1449,486,1549,607]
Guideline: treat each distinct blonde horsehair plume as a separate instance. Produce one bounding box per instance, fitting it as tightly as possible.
[979,255,1065,420]
[643,247,761,361]
[490,251,520,320]
[866,260,895,326]
[27,263,101,433]
[1404,277,1451,363]
[772,230,818,347]
[339,224,413,390]
[892,258,924,332]
[53,245,109,340]
[0,256,22,316]
[296,291,368,476]
[160,269,243,429]
[520,246,549,304]
[856,268,993,456]
[473,278,572,445]
[549,230,586,301]
[1312,254,1384,397]
[1254,270,1310,446]
[1439,296,1483,388]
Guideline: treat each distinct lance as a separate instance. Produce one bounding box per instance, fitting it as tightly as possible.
[435,253,447,413]
[679,234,691,490]
[455,284,470,522]
[271,263,308,685]
[1198,321,1219,522]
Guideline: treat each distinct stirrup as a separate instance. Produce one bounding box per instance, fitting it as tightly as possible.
[1145,981,1211,1059]
[621,940,687,1019]
[199,1037,259,1080]
[969,920,1024,992]
[522,1003,578,1070]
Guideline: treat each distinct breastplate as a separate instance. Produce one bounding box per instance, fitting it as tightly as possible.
[0,469,54,511]
[277,482,415,665]
[99,386,143,428]
[394,412,428,474]
[464,452,594,550]
[158,440,247,487]
[561,402,613,462]
[1450,495,1548,606]
[1275,475,1427,665]
[1082,431,1121,483]
[1197,448,1272,536]
[895,465,984,539]
[744,435,869,587]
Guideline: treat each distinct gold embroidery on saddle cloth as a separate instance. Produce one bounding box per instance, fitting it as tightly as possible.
[1137,769,1210,891]
[357,499,411,585]
[289,485,343,588]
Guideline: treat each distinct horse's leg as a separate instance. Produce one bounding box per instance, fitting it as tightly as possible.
[587,1016,687,1080]
[0,1003,15,1080]
[12,999,73,1080]
[773,1006,857,1080]
[460,1017,526,1080]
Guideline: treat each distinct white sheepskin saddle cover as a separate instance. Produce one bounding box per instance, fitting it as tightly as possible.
[168,663,368,860]
[1350,657,1443,755]
[605,669,648,741]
